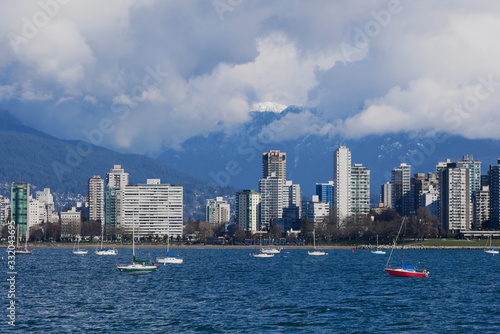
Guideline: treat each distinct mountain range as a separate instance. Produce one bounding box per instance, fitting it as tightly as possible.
[0,110,233,219]
[157,106,500,202]
[2,107,500,215]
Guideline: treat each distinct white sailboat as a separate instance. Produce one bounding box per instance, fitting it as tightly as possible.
[261,246,282,254]
[95,222,118,255]
[308,227,327,256]
[156,235,183,264]
[371,235,386,255]
[251,233,275,258]
[14,224,33,255]
[72,235,88,255]
[484,235,499,255]
[117,215,157,273]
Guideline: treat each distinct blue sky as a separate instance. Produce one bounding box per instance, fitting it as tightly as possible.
[1,0,500,155]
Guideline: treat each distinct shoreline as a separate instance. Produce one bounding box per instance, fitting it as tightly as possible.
[1,243,491,250]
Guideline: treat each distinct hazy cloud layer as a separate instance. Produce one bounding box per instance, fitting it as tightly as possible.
[1,0,499,153]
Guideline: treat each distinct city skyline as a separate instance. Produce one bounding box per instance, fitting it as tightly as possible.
[2,2,500,331]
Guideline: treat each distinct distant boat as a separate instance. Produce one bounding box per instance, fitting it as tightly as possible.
[251,233,275,258]
[308,227,327,256]
[157,235,183,264]
[72,236,88,255]
[117,215,157,273]
[14,224,33,255]
[371,235,386,255]
[95,223,118,256]
[385,218,429,278]
[484,235,499,255]
[261,247,282,254]
[251,252,275,258]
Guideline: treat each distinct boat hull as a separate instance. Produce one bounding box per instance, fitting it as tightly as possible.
[14,248,33,255]
[95,249,118,255]
[73,250,88,255]
[261,248,281,254]
[157,257,183,264]
[251,253,274,258]
[371,250,386,255]
[308,250,328,256]
[484,249,499,255]
[385,268,429,278]
[117,264,158,273]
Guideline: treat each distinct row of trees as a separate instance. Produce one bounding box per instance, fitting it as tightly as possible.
[183,207,439,245]
[1,208,439,244]
[307,207,439,244]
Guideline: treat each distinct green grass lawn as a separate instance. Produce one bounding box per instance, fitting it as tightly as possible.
[408,238,500,247]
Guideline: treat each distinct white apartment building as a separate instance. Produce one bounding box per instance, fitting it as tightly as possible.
[333,146,352,223]
[440,163,471,232]
[259,174,283,230]
[121,179,183,239]
[28,198,45,227]
[351,164,370,215]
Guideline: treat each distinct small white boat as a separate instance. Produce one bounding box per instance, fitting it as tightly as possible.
[95,223,117,255]
[13,225,33,255]
[73,249,88,255]
[371,235,386,255]
[156,236,183,264]
[251,233,276,258]
[251,252,274,258]
[72,236,88,255]
[157,256,183,264]
[308,227,327,256]
[308,249,328,256]
[95,248,118,255]
[261,247,282,254]
[484,235,499,255]
[371,250,386,255]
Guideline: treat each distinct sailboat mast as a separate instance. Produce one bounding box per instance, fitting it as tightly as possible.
[132,213,135,257]
[385,217,406,267]
[25,223,29,247]
[313,226,316,248]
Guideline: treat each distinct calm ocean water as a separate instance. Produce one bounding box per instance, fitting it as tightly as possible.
[2,247,500,333]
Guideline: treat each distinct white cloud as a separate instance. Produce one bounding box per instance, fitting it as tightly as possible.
[0,85,16,100]
[83,95,97,104]
[259,110,335,142]
[1,0,500,152]
[0,82,52,101]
